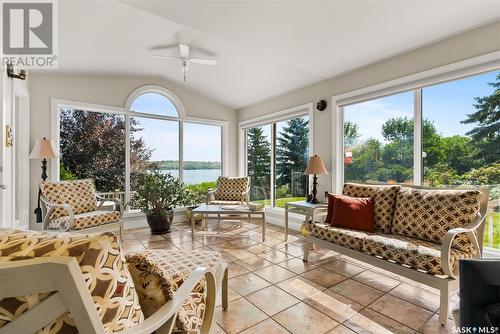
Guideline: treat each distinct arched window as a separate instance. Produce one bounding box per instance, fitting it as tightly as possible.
[129,92,179,118]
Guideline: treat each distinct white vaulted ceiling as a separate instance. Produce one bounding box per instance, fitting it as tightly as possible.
[53,0,500,109]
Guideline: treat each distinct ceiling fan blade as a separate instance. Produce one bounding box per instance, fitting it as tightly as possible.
[179,44,189,58]
[189,58,216,66]
[152,55,180,61]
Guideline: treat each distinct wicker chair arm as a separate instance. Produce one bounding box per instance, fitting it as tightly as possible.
[40,195,74,231]
[440,212,484,278]
[206,188,217,204]
[96,195,123,218]
[122,267,217,334]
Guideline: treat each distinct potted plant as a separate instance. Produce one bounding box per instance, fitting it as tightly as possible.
[183,189,204,224]
[131,171,187,234]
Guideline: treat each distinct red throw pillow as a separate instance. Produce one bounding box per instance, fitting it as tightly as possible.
[332,195,375,232]
[325,192,336,225]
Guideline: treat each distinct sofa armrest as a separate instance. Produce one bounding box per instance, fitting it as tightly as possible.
[123,267,217,334]
[206,189,217,204]
[40,195,74,231]
[440,212,484,278]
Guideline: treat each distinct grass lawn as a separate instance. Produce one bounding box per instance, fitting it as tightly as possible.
[254,197,306,208]
[483,212,500,249]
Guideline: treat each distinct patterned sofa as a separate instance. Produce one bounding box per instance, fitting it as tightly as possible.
[39,179,124,239]
[0,229,228,334]
[206,176,250,205]
[303,182,489,326]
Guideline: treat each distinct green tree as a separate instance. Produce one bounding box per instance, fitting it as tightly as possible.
[462,73,500,164]
[60,108,151,192]
[345,138,384,182]
[344,121,360,147]
[276,118,309,196]
[247,127,271,200]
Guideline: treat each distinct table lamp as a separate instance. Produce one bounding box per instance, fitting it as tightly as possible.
[29,137,58,223]
[304,155,329,204]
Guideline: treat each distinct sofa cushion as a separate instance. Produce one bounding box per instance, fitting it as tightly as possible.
[391,188,482,252]
[40,179,97,218]
[49,210,120,230]
[0,229,143,333]
[362,233,474,276]
[126,249,224,333]
[310,223,372,251]
[342,183,400,233]
[215,177,249,201]
[331,195,375,232]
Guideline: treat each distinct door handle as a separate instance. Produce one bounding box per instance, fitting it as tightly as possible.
[0,185,6,190]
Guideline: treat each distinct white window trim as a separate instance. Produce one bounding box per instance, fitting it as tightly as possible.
[50,88,228,218]
[238,103,314,212]
[331,50,500,193]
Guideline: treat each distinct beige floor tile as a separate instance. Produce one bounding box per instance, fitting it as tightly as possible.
[273,302,338,334]
[326,324,357,334]
[389,283,440,312]
[228,272,271,296]
[140,239,177,250]
[216,287,242,307]
[301,267,347,288]
[235,256,274,271]
[245,243,274,255]
[253,264,296,284]
[173,240,205,250]
[228,262,250,278]
[322,259,365,277]
[352,270,401,292]
[419,314,454,334]
[343,307,414,334]
[216,298,268,334]
[329,279,384,306]
[303,289,363,323]
[257,249,295,264]
[278,257,319,274]
[277,244,308,257]
[240,319,289,334]
[212,323,227,334]
[369,294,433,330]
[276,276,326,300]
[246,285,300,316]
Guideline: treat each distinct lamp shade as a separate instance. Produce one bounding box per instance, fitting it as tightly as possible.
[304,155,329,175]
[29,138,58,159]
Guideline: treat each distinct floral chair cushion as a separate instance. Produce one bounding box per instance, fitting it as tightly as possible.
[126,249,224,333]
[391,188,482,252]
[342,183,400,233]
[49,210,121,230]
[40,179,97,219]
[0,229,143,333]
[214,177,250,201]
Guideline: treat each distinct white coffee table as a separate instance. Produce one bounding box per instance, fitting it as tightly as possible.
[190,205,266,241]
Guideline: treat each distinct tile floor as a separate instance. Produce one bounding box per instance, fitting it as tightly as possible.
[122,219,457,334]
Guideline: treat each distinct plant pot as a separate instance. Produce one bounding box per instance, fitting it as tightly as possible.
[146,211,174,235]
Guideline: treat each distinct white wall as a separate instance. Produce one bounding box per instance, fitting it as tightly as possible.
[236,20,500,199]
[29,73,237,229]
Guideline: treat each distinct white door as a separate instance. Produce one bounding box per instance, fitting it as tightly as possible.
[12,81,30,229]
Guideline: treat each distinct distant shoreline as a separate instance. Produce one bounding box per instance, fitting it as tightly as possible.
[152,160,221,170]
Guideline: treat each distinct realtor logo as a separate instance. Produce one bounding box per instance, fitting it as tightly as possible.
[2,0,58,68]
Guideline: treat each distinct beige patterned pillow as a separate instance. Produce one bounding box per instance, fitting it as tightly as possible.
[126,250,223,333]
[40,179,97,219]
[342,183,400,233]
[215,177,249,201]
[391,188,482,252]
[0,229,143,333]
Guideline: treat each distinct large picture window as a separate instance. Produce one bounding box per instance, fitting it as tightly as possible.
[245,114,310,208]
[57,88,224,211]
[341,70,500,249]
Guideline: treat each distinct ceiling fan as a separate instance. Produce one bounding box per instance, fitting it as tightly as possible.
[153,44,216,81]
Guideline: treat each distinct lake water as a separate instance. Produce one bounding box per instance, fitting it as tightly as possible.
[161,169,221,185]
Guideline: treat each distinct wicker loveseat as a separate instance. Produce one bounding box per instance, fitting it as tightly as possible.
[206,176,250,206]
[303,182,489,326]
[0,229,228,334]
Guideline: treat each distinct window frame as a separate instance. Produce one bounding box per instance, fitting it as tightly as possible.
[50,85,227,216]
[332,51,500,193]
[239,103,314,209]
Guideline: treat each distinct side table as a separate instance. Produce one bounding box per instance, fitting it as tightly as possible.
[284,200,328,241]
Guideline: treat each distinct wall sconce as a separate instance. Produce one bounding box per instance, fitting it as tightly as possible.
[316,99,327,111]
[7,64,26,80]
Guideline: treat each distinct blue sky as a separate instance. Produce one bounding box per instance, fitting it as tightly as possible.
[131,93,222,162]
[345,70,499,142]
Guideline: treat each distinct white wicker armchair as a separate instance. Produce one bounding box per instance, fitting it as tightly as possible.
[39,179,124,240]
[206,176,250,206]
